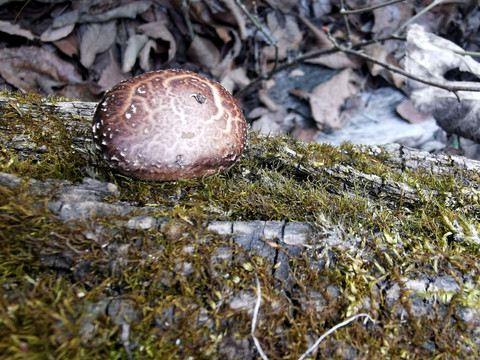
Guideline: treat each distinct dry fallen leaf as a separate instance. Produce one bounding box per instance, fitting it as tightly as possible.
[122,34,149,73]
[250,107,287,135]
[138,22,177,64]
[0,20,35,40]
[139,40,157,72]
[300,15,359,70]
[406,24,480,106]
[307,68,361,129]
[262,13,303,61]
[53,31,79,57]
[79,21,117,68]
[221,0,248,40]
[0,46,83,92]
[364,44,405,88]
[187,35,220,73]
[265,0,297,14]
[405,24,480,143]
[40,24,75,42]
[77,1,153,23]
[371,0,411,37]
[97,50,126,91]
[396,99,431,124]
[220,68,250,94]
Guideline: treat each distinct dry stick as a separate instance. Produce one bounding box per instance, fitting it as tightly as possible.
[341,0,406,15]
[251,275,375,360]
[394,0,449,36]
[180,0,195,41]
[235,0,278,75]
[233,47,339,98]
[324,30,480,97]
[339,0,352,45]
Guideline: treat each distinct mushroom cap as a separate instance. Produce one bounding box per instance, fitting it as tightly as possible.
[92,69,247,181]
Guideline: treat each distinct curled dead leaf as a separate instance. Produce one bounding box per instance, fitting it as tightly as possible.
[40,24,75,42]
[307,68,361,129]
[187,35,220,73]
[79,21,117,68]
[0,20,35,40]
[122,34,148,73]
[138,22,177,64]
[262,13,302,61]
[364,44,405,88]
[0,46,82,93]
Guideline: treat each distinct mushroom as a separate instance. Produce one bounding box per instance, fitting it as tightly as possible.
[92,69,247,181]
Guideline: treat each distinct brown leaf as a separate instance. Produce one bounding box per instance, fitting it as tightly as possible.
[79,21,117,68]
[122,34,149,73]
[371,1,411,37]
[138,40,157,72]
[78,1,153,23]
[308,68,361,129]
[138,22,177,63]
[250,107,287,135]
[53,31,79,57]
[0,46,82,93]
[220,68,250,94]
[187,36,220,72]
[306,53,360,70]
[40,24,75,42]
[291,126,319,142]
[97,50,126,91]
[264,0,297,14]
[396,99,431,124]
[221,0,248,40]
[364,44,405,88]
[262,13,303,61]
[0,20,35,40]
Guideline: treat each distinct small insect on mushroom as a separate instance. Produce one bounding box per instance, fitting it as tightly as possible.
[92,69,247,181]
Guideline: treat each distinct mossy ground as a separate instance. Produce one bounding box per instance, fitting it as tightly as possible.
[1,91,480,359]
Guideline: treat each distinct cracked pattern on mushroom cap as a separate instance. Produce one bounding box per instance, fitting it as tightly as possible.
[92,69,247,181]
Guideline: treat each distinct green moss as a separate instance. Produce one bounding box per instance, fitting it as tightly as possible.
[1,91,480,358]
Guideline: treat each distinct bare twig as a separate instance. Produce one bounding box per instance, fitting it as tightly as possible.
[339,0,352,45]
[235,0,278,75]
[394,0,449,36]
[341,0,406,15]
[452,49,480,58]
[180,0,195,41]
[233,47,338,98]
[324,30,480,98]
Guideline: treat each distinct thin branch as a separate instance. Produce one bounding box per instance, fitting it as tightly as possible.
[324,30,480,97]
[180,0,195,41]
[233,47,339,98]
[235,0,278,75]
[452,49,480,58]
[339,0,352,45]
[394,0,448,36]
[341,0,406,15]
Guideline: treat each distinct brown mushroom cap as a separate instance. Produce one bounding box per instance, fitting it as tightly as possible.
[92,69,247,181]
